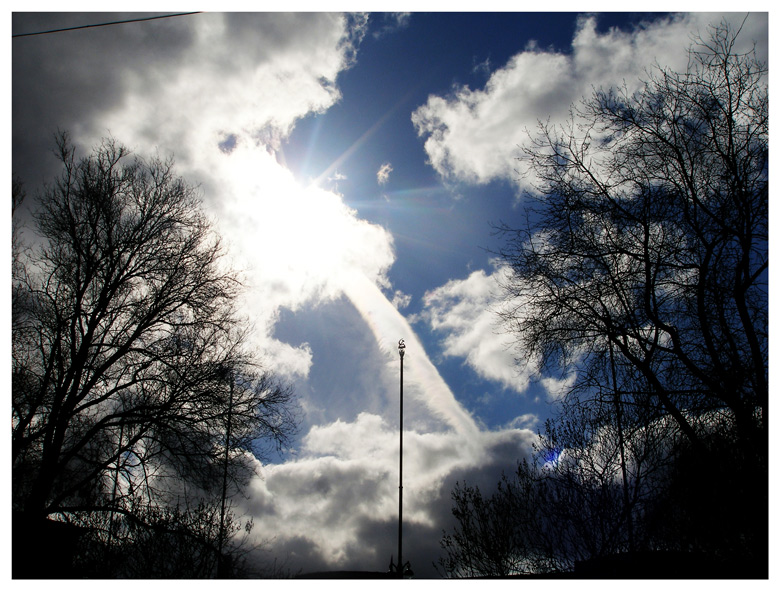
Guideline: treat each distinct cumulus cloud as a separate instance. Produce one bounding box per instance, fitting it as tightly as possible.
[411,12,768,413]
[14,16,519,575]
[13,13,367,189]
[16,11,763,577]
[13,13,383,382]
[420,263,537,395]
[239,412,537,576]
[13,8,484,434]
[411,13,767,194]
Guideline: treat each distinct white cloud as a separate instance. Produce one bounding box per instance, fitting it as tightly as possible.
[13,14,515,574]
[540,374,577,401]
[412,13,767,194]
[421,263,536,395]
[391,289,412,310]
[26,13,384,381]
[14,7,488,446]
[505,413,540,430]
[46,14,502,561]
[372,12,411,39]
[259,339,314,381]
[18,11,764,577]
[238,412,538,574]
[58,14,367,171]
[377,162,393,185]
[183,144,395,382]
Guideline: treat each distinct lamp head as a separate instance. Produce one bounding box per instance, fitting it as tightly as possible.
[398,339,406,358]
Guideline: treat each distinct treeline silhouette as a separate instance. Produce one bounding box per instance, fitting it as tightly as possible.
[438,21,767,579]
[12,134,298,578]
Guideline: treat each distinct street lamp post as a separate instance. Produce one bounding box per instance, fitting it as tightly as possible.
[397,339,405,578]
[396,339,413,578]
[387,339,413,578]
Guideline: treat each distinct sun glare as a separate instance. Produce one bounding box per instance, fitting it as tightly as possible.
[216,142,395,309]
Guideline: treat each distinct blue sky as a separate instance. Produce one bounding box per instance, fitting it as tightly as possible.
[11,8,769,577]
[275,12,614,434]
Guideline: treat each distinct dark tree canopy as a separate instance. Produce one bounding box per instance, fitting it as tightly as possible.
[440,21,767,578]
[12,134,297,577]
[499,20,767,449]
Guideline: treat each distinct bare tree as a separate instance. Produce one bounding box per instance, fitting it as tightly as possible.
[437,393,759,577]
[69,496,260,578]
[437,473,533,578]
[439,21,767,578]
[12,133,297,576]
[437,399,677,578]
[497,20,766,456]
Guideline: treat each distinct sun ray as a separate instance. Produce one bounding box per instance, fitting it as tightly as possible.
[300,114,326,178]
[311,87,418,188]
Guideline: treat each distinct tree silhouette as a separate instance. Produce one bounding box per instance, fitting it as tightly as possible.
[441,20,767,578]
[498,20,766,451]
[498,19,766,452]
[12,133,297,577]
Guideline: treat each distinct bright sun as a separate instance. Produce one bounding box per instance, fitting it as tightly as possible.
[216,142,395,308]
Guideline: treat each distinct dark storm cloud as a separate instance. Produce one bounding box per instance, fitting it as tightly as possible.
[236,419,537,577]
[246,461,509,578]
[12,12,358,197]
[12,13,196,188]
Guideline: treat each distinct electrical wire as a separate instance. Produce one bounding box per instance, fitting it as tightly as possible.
[12,12,203,39]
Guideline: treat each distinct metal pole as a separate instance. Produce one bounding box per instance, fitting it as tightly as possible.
[218,376,234,577]
[397,339,405,578]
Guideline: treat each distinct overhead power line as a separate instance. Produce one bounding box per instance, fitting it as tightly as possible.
[12,12,203,39]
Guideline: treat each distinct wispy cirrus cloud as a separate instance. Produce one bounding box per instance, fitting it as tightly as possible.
[372,12,411,39]
[377,162,393,185]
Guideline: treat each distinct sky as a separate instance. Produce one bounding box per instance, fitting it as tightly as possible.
[9,6,770,578]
